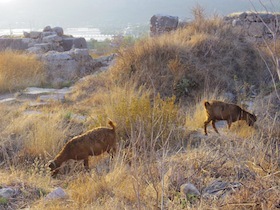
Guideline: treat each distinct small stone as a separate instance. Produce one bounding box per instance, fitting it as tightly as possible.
[45,187,67,200]
[0,187,17,198]
[180,183,200,197]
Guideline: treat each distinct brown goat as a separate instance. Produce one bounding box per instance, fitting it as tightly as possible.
[49,121,116,177]
[204,100,257,135]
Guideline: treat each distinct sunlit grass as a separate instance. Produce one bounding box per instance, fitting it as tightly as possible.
[185,101,206,130]
[0,50,46,92]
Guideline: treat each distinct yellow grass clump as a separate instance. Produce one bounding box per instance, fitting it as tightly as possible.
[0,50,46,92]
[84,82,186,149]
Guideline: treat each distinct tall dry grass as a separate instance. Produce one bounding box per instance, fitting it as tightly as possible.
[0,104,80,168]
[83,82,186,150]
[0,51,46,92]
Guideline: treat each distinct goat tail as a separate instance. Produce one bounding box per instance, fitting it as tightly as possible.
[108,120,116,131]
[204,101,211,108]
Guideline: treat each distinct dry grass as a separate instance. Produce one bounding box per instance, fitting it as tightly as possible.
[80,82,186,149]
[0,103,86,168]
[0,7,279,210]
[0,51,46,92]
[0,100,279,209]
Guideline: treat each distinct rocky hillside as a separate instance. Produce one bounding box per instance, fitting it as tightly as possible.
[0,10,279,210]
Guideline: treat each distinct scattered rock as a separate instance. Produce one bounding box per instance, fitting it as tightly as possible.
[203,180,242,199]
[0,87,72,107]
[180,183,200,197]
[45,187,67,200]
[0,187,18,198]
[0,97,16,104]
[22,87,71,102]
[24,87,71,95]
[185,130,204,148]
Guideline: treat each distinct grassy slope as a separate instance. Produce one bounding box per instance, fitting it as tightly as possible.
[0,13,279,210]
[109,15,270,103]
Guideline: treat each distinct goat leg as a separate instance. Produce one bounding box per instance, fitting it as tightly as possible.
[204,119,211,135]
[212,120,219,134]
[227,120,232,130]
[83,158,89,171]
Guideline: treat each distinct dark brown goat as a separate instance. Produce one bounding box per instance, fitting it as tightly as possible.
[49,121,116,177]
[204,100,257,135]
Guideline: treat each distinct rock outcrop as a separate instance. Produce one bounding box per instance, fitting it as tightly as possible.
[0,26,87,53]
[39,49,93,86]
[38,49,115,86]
[0,26,115,87]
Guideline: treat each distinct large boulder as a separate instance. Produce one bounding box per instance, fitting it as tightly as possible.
[73,37,87,49]
[61,37,87,51]
[27,43,52,53]
[30,31,41,39]
[52,26,64,36]
[39,49,95,86]
[43,25,52,32]
[150,14,179,36]
[41,31,57,38]
[42,34,63,43]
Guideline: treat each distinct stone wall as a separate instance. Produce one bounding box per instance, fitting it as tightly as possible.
[224,12,280,41]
